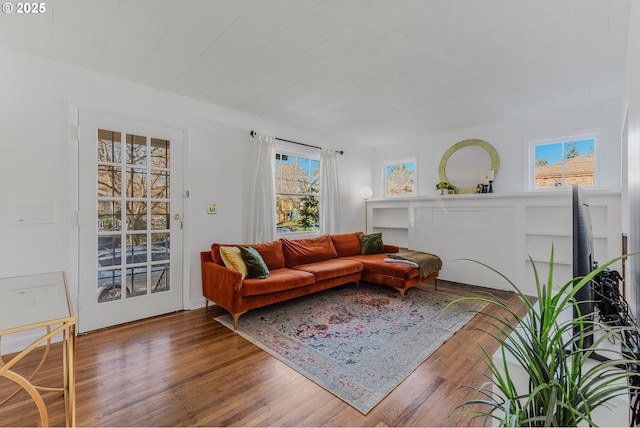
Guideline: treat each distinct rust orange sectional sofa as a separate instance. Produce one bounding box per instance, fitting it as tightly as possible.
[200,232,440,328]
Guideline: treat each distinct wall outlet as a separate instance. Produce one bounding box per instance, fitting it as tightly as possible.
[207,204,217,215]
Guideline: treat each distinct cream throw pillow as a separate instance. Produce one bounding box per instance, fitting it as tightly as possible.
[219,246,248,279]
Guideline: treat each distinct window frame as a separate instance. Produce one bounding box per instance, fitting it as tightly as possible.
[274,143,321,238]
[382,157,417,198]
[527,130,600,191]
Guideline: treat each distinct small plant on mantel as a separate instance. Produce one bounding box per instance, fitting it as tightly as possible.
[446,248,640,427]
[436,181,454,194]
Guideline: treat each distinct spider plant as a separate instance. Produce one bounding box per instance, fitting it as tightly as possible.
[447,247,640,427]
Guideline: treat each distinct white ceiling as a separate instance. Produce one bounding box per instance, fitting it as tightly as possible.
[0,0,630,147]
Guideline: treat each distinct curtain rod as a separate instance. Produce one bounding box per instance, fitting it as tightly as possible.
[250,130,343,155]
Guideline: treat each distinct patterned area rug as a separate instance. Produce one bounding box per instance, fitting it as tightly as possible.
[215,282,486,414]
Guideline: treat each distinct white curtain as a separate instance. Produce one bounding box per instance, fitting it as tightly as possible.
[248,134,276,243]
[320,148,341,234]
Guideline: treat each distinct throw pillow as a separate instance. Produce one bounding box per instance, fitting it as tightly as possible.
[240,247,270,279]
[249,240,286,270]
[358,232,385,255]
[330,232,363,257]
[280,234,338,266]
[219,246,248,279]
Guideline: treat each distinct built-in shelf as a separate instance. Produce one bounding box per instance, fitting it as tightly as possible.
[371,207,409,228]
[372,227,409,248]
[366,191,621,296]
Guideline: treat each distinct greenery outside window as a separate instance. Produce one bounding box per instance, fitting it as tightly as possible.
[275,152,320,233]
[384,159,416,197]
[532,136,596,189]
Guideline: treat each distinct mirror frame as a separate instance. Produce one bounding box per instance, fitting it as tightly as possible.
[438,139,500,194]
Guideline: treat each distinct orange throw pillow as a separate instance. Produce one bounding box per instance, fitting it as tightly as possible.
[330,232,363,257]
[280,234,338,266]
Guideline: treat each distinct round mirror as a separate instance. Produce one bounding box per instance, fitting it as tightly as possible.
[438,139,500,194]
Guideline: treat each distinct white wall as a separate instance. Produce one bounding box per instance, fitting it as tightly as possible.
[623,1,640,321]
[371,99,622,197]
[0,46,374,319]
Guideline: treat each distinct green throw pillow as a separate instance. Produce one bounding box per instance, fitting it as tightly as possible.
[359,233,385,255]
[240,247,270,279]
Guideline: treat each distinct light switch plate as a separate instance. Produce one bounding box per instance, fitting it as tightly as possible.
[207,204,217,215]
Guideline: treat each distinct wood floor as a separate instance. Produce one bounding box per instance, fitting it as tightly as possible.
[0,280,527,427]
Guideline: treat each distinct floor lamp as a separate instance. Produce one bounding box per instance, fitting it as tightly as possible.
[359,186,373,233]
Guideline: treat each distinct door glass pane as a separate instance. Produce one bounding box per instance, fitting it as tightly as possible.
[98,166,122,197]
[126,267,147,298]
[98,129,121,163]
[151,203,170,230]
[125,233,147,264]
[151,171,169,199]
[97,235,122,267]
[126,168,147,198]
[98,201,121,231]
[151,264,170,294]
[126,201,147,231]
[126,134,147,165]
[150,138,170,168]
[151,233,170,261]
[98,269,123,303]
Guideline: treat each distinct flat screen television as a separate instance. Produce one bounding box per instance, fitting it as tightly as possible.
[572,184,597,350]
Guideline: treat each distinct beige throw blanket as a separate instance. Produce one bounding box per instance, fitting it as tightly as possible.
[387,250,442,278]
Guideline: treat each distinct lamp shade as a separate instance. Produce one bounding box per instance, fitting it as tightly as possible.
[359,186,373,200]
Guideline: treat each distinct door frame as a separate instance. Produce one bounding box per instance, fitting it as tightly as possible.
[68,104,191,330]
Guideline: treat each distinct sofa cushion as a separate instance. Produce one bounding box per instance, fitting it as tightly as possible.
[358,233,385,255]
[241,268,316,297]
[330,232,363,257]
[219,246,248,279]
[289,258,364,281]
[280,234,338,267]
[240,247,269,279]
[211,240,285,270]
[342,253,420,280]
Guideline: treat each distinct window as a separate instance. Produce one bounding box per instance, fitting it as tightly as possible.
[384,159,416,197]
[275,152,320,233]
[532,136,596,189]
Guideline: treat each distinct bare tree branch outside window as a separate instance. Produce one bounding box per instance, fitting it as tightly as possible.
[275,153,320,232]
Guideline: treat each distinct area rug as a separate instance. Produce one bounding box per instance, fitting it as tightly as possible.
[215,283,486,414]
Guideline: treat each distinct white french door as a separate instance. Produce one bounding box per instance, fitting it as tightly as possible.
[77,111,184,333]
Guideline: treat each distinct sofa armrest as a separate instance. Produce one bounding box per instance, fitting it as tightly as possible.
[384,244,400,253]
[200,251,242,312]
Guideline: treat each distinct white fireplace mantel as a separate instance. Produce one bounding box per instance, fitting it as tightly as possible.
[366,190,622,296]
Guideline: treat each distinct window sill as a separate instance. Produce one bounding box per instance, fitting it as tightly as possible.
[276,231,321,240]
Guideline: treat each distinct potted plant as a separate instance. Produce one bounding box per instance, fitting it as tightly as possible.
[447,248,640,427]
[436,181,454,195]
